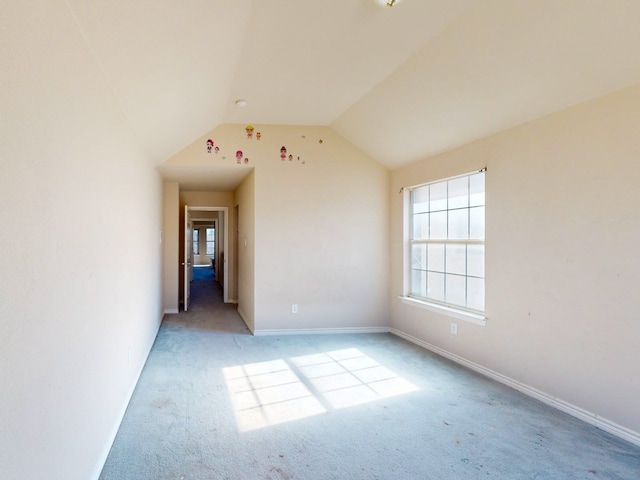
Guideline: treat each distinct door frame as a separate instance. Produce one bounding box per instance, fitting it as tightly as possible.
[185,205,230,303]
[183,206,192,311]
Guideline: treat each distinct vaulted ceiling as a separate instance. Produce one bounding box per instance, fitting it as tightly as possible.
[67,0,640,180]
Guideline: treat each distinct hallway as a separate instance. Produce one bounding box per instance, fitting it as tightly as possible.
[183,266,248,334]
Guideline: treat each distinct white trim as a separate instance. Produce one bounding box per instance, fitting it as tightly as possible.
[92,321,162,480]
[390,328,640,448]
[253,326,390,337]
[163,308,179,315]
[400,296,487,325]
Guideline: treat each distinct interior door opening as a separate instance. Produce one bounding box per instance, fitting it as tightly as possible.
[183,205,231,306]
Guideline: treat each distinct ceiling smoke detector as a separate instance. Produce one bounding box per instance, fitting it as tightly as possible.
[235,99,248,108]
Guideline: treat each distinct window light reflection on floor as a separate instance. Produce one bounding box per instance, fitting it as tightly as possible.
[223,348,418,432]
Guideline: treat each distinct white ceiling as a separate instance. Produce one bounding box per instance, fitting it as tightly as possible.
[67,0,640,188]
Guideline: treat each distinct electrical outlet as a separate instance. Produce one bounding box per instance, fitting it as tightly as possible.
[292,304,298,314]
[451,323,458,335]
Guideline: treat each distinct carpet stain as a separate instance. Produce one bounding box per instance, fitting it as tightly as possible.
[151,397,174,409]
[266,466,291,480]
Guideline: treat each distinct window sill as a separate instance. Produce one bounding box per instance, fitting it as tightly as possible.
[399,296,487,326]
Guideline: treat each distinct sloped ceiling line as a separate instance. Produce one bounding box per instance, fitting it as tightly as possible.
[64,0,640,186]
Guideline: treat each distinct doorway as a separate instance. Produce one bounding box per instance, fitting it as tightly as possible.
[183,205,230,308]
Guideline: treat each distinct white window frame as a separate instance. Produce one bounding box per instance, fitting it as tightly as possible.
[402,169,487,325]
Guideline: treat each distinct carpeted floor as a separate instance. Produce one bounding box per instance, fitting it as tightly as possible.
[99,271,640,479]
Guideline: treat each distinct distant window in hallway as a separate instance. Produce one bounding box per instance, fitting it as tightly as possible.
[206,228,215,255]
[193,229,200,255]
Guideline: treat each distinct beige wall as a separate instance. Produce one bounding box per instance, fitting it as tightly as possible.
[163,124,390,333]
[390,84,640,436]
[0,3,164,479]
[235,170,256,331]
[163,182,180,312]
[252,127,390,332]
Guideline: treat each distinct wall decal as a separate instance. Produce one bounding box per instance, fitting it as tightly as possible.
[288,154,293,161]
[256,132,261,140]
[245,125,254,139]
[244,157,249,164]
[236,150,243,164]
[207,139,214,153]
[318,139,323,144]
[280,146,287,161]
[215,146,220,154]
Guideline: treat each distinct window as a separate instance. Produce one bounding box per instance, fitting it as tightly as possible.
[193,229,199,255]
[408,170,485,314]
[206,228,215,255]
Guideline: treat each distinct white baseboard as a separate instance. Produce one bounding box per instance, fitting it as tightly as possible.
[163,308,179,314]
[253,326,390,336]
[93,321,163,480]
[390,328,640,448]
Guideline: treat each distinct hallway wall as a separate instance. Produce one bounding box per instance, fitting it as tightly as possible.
[1,3,164,479]
[163,182,180,313]
[235,171,256,331]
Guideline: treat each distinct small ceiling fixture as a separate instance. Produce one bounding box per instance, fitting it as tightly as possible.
[235,99,248,108]
[375,0,400,7]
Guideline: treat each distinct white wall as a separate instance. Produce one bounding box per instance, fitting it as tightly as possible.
[162,124,390,333]
[390,84,640,436]
[0,3,163,479]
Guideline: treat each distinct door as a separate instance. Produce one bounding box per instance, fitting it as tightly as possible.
[184,206,193,311]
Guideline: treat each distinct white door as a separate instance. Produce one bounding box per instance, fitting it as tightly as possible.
[184,206,192,311]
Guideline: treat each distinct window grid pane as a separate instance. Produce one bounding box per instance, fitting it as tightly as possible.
[206,228,215,255]
[409,171,485,313]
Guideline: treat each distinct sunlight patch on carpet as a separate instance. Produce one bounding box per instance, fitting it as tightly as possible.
[223,349,418,432]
